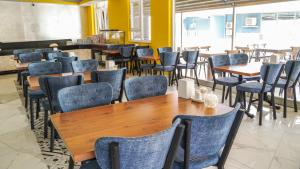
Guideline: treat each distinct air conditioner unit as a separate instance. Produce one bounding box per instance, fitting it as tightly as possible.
[245,17,257,26]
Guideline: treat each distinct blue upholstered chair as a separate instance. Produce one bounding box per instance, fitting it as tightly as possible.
[236,64,284,125]
[35,48,53,58]
[153,52,179,86]
[13,49,35,84]
[229,54,260,81]
[157,47,172,55]
[172,104,243,169]
[91,68,126,103]
[275,60,300,118]
[124,75,168,101]
[72,59,99,73]
[136,48,155,76]
[79,119,185,169]
[41,75,83,151]
[57,56,78,73]
[26,62,63,129]
[19,52,42,63]
[115,46,135,71]
[46,51,69,61]
[209,55,241,106]
[177,51,200,86]
[58,82,113,112]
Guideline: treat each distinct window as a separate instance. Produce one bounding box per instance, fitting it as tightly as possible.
[130,0,151,41]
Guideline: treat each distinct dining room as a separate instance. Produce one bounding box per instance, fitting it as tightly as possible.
[0,0,299,169]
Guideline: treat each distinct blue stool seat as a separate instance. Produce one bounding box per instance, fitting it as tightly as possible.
[237,82,272,93]
[177,63,195,69]
[243,75,261,81]
[275,78,293,88]
[80,160,100,169]
[153,65,175,71]
[140,63,154,69]
[215,77,242,86]
[28,89,45,99]
[114,58,131,62]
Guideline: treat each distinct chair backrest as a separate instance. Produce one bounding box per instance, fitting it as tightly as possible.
[120,46,134,59]
[58,82,113,112]
[18,52,42,63]
[72,59,99,73]
[35,48,53,53]
[57,56,78,73]
[229,53,248,65]
[44,75,83,112]
[208,55,230,80]
[46,51,69,60]
[157,47,172,55]
[13,49,34,57]
[182,51,199,65]
[285,60,300,86]
[95,119,183,169]
[91,68,127,101]
[136,48,154,57]
[174,104,242,166]
[260,63,283,85]
[160,52,179,66]
[124,75,168,101]
[107,45,121,50]
[28,62,62,76]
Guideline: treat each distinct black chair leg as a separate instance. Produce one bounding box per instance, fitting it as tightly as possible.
[50,124,54,152]
[271,92,276,120]
[283,89,287,118]
[225,87,230,100]
[212,83,216,91]
[222,86,225,103]
[194,68,199,86]
[25,90,28,112]
[29,98,34,130]
[293,87,298,112]
[68,156,74,169]
[229,87,232,107]
[258,94,263,126]
[44,110,48,139]
[247,93,253,113]
[36,99,40,119]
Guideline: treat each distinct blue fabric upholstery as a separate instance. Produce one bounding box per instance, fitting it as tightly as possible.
[153,52,178,72]
[284,60,300,84]
[107,44,121,50]
[72,60,99,73]
[173,104,241,169]
[35,48,53,54]
[237,82,272,93]
[57,56,78,73]
[124,75,168,101]
[28,62,62,76]
[153,65,175,71]
[215,77,243,86]
[28,89,45,99]
[121,46,134,59]
[177,64,195,69]
[43,75,83,112]
[157,47,172,54]
[87,119,181,169]
[260,64,283,85]
[58,82,113,112]
[91,68,126,101]
[229,54,248,65]
[136,48,154,57]
[182,51,198,65]
[46,51,69,60]
[13,49,34,55]
[18,52,42,63]
[210,55,230,67]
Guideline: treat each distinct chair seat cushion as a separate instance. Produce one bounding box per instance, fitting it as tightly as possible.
[177,64,195,69]
[114,58,131,62]
[140,64,154,69]
[21,71,30,77]
[215,77,242,86]
[276,78,293,88]
[153,65,175,71]
[79,160,101,169]
[243,75,261,81]
[28,89,45,98]
[237,82,272,93]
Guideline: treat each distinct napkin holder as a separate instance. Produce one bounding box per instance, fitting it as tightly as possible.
[270,54,279,64]
[105,60,115,70]
[178,78,195,99]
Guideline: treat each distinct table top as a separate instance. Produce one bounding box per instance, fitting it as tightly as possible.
[138,55,160,61]
[28,72,92,91]
[254,48,292,53]
[15,62,29,70]
[51,93,233,163]
[102,50,120,55]
[199,51,226,58]
[214,62,262,76]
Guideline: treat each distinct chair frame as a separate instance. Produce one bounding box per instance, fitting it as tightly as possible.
[177,51,200,86]
[158,52,180,86]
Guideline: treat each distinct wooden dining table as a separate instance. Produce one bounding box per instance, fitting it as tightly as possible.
[27,72,92,91]
[102,49,120,56]
[50,93,233,167]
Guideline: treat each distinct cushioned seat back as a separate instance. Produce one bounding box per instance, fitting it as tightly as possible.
[120,46,134,59]
[124,75,168,101]
[28,62,62,76]
[95,119,181,169]
[72,60,99,73]
[136,48,154,57]
[182,51,199,65]
[285,60,300,84]
[46,51,69,60]
[57,56,78,73]
[157,47,172,55]
[19,52,42,63]
[58,82,113,112]
[91,68,126,101]
[160,52,178,66]
[260,64,283,85]
[175,104,240,160]
[229,54,248,65]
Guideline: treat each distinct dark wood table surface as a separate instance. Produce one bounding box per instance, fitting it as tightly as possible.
[51,93,233,163]
[102,50,120,56]
[213,62,262,77]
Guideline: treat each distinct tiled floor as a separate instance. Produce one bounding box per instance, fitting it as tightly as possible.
[0,74,299,169]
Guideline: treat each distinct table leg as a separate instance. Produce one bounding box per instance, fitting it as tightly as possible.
[263,93,280,110]
[68,156,74,169]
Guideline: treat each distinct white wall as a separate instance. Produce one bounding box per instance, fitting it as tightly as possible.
[0,1,85,42]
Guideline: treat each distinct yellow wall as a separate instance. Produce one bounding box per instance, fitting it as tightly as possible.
[107,0,173,55]
[85,5,96,36]
[18,0,78,5]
